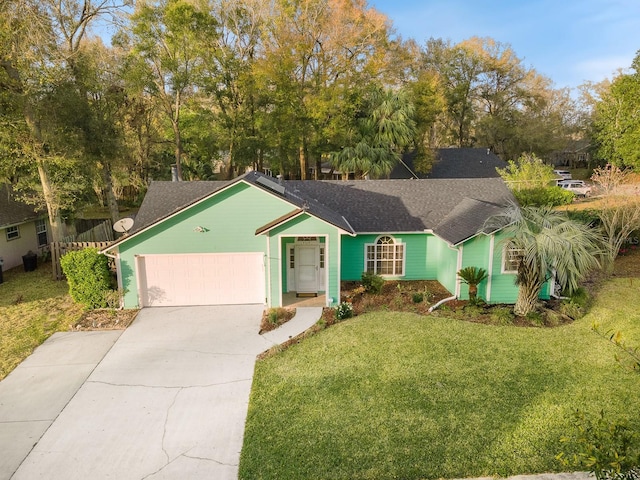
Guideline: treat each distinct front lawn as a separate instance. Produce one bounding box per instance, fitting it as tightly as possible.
[240,278,640,479]
[0,262,84,380]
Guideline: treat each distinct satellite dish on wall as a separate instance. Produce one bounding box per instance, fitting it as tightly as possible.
[113,217,134,234]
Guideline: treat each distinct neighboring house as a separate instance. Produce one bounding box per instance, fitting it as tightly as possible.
[102,172,552,309]
[550,140,591,168]
[0,185,49,270]
[390,148,508,179]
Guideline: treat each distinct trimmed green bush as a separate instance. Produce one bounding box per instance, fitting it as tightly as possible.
[60,248,113,309]
[361,271,384,294]
[514,186,575,207]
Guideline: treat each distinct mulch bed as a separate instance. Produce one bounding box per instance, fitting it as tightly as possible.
[259,307,296,334]
[72,309,139,330]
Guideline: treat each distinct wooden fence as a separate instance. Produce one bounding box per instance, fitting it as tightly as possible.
[61,219,115,243]
[51,241,113,280]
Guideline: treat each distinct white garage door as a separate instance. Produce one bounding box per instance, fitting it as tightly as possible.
[136,253,265,307]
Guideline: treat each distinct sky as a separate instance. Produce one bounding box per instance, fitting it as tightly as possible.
[368,0,640,92]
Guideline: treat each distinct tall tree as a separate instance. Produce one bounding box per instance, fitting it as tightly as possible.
[419,36,576,160]
[592,51,640,169]
[408,70,446,172]
[197,0,263,178]
[330,87,415,178]
[128,0,213,181]
[421,37,483,147]
[257,0,390,179]
[1,0,128,242]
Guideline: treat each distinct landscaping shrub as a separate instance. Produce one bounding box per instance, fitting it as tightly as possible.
[335,302,354,320]
[462,304,484,318]
[525,310,544,326]
[489,306,514,325]
[412,292,424,303]
[559,410,640,480]
[513,186,575,207]
[361,271,384,294]
[569,287,590,307]
[60,248,113,309]
[560,288,591,320]
[457,266,488,303]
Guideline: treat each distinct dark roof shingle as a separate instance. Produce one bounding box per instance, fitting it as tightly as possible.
[0,184,41,228]
[122,172,514,248]
[391,148,508,179]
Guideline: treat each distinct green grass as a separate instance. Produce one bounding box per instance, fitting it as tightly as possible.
[240,278,640,479]
[0,263,83,380]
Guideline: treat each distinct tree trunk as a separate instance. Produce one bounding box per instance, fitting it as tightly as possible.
[514,282,542,317]
[314,155,321,180]
[172,120,183,181]
[468,284,478,301]
[227,139,235,180]
[299,143,307,180]
[102,163,120,227]
[172,92,183,181]
[36,159,63,243]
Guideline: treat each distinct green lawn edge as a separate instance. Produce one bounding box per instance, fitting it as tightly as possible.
[239,278,640,479]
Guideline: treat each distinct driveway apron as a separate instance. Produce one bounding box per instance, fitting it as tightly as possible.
[11,305,275,480]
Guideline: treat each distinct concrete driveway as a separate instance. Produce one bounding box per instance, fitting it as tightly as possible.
[2,305,321,480]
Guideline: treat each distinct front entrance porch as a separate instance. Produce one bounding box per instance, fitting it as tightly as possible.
[282,292,327,308]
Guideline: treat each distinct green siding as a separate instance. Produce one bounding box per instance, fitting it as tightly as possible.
[118,182,294,308]
[431,237,459,295]
[340,234,431,281]
[267,214,341,308]
[459,234,491,300]
[484,230,551,304]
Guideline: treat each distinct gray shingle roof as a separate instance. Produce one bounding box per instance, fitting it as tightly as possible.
[131,180,231,234]
[0,184,41,228]
[391,148,508,179]
[433,198,508,245]
[287,177,512,242]
[119,172,513,249]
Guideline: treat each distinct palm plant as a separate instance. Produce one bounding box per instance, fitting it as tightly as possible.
[487,204,602,316]
[457,266,488,303]
[331,87,416,179]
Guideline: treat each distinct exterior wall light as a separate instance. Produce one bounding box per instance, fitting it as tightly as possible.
[194,226,209,233]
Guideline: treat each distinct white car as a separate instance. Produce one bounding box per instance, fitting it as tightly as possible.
[557,180,591,197]
[553,170,572,181]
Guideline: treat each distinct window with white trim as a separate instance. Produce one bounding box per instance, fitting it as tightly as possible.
[6,225,19,241]
[502,243,523,273]
[365,235,405,276]
[35,219,48,247]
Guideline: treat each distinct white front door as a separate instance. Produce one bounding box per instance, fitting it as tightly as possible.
[295,245,319,294]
